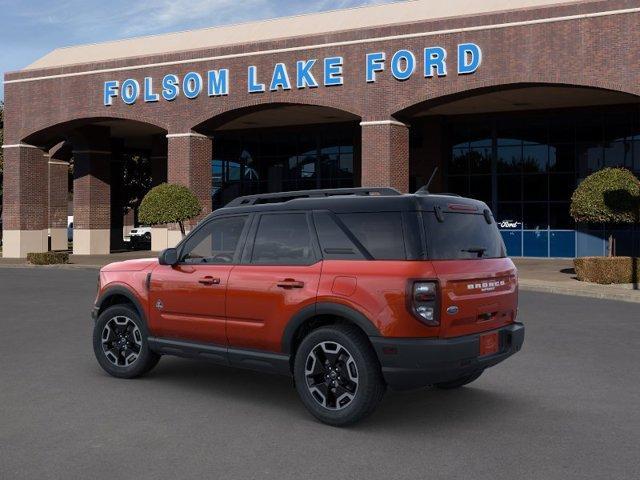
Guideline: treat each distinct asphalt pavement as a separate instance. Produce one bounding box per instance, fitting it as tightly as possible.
[0,267,638,480]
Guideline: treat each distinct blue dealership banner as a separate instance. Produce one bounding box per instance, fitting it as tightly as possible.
[103,43,482,106]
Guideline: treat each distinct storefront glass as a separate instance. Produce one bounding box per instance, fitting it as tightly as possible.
[211,123,358,209]
[445,105,640,257]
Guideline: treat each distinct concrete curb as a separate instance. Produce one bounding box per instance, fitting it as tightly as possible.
[0,263,101,270]
[519,280,640,304]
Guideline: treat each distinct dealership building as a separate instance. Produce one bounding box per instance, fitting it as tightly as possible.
[3,0,640,257]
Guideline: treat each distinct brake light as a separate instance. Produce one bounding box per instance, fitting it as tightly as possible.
[410,281,439,326]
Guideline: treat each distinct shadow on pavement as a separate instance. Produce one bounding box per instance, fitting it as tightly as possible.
[137,356,534,431]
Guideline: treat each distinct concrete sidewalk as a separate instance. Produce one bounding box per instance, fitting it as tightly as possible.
[1,251,639,303]
[513,258,640,304]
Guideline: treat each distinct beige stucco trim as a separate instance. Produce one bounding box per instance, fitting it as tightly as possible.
[165,133,213,139]
[2,230,48,258]
[6,6,640,84]
[360,120,409,127]
[1,143,42,149]
[167,230,186,249]
[49,228,68,251]
[73,229,110,255]
[151,227,169,252]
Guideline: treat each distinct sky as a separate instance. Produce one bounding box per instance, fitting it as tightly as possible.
[0,0,397,100]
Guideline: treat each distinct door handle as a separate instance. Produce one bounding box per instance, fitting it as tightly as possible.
[277,279,305,289]
[198,276,221,286]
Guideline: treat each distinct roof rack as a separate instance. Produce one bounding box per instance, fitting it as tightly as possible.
[225,187,401,207]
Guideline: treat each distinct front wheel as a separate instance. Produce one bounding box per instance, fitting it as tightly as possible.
[293,325,385,426]
[93,305,160,379]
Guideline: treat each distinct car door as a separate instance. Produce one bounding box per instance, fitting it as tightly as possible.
[149,214,250,345]
[226,212,322,352]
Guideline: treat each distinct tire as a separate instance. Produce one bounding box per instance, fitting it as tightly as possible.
[435,370,483,390]
[293,324,385,426]
[93,304,160,379]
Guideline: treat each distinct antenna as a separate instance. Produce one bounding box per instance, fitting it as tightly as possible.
[415,167,438,194]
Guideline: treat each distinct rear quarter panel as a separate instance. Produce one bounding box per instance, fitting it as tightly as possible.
[318,260,441,338]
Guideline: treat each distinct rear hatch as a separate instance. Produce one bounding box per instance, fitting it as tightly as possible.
[422,205,518,338]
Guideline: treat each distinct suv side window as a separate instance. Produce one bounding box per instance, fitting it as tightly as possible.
[337,212,406,260]
[313,212,365,260]
[251,213,314,265]
[181,215,248,264]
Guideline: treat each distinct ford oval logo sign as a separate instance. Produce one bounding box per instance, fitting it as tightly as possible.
[447,305,459,315]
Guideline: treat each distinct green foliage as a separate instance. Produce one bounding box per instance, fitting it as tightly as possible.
[139,183,201,234]
[121,153,152,217]
[27,251,69,265]
[570,168,640,224]
[574,256,639,284]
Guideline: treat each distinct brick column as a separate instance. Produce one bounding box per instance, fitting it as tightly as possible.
[1,143,49,258]
[71,127,112,255]
[360,120,410,193]
[165,133,212,247]
[150,134,169,252]
[48,143,70,251]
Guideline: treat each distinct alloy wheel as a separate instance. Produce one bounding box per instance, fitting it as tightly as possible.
[101,316,143,367]
[304,341,359,410]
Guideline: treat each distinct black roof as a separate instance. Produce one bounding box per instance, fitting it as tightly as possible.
[210,188,490,217]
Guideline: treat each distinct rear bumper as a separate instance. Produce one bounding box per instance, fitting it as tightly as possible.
[370,323,524,390]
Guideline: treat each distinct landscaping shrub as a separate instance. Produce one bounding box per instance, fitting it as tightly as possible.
[27,251,69,265]
[574,256,640,284]
[139,183,201,236]
[570,168,640,256]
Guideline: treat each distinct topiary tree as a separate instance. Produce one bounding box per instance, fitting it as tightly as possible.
[139,183,202,237]
[570,167,640,256]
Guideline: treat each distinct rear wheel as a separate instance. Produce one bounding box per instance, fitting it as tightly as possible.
[294,325,385,426]
[435,370,483,390]
[93,305,160,379]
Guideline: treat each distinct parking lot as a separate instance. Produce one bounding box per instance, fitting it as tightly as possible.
[0,267,638,479]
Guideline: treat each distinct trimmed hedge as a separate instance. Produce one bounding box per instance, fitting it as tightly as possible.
[570,168,640,224]
[139,183,201,234]
[27,252,69,265]
[574,256,640,284]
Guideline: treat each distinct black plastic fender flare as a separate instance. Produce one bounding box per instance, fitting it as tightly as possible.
[281,302,380,354]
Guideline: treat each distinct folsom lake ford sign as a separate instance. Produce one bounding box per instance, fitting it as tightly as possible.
[103,43,482,106]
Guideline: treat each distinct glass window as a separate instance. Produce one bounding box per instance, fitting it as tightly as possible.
[496,203,522,230]
[446,176,469,196]
[522,144,548,173]
[469,175,492,203]
[497,145,522,173]
[523,203,548,230]
[523,174,548,202]
[338,213,406,260]
[423,212,506,260]
[182,216,248,264]
[313,212,365,260]
[497,175,521,202]
[469,146,491,174]
[549,203,573,229]
[251,213,314,265]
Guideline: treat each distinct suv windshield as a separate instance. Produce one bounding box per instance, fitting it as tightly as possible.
[423,212,506,260]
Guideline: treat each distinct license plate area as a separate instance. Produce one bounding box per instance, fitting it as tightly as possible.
[479,332,499,356]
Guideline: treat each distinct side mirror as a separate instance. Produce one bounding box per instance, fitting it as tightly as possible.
[158,248,178,266]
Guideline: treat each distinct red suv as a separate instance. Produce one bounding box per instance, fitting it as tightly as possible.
[92,188,524,426]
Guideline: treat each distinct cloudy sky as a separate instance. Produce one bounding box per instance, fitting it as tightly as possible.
[0,0,399,100]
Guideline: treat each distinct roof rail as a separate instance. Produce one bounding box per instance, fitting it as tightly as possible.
[225,187,401,207]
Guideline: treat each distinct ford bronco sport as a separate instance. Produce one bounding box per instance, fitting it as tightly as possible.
[92,188,524,426]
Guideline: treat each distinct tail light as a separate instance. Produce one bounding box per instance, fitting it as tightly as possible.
[409,281,439,326]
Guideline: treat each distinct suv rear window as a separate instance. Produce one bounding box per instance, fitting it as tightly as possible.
[338,213,406,260]
[423,212,506,260]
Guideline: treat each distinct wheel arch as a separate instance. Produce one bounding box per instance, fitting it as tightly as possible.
[282,302,380,356]
[96,286,147,326]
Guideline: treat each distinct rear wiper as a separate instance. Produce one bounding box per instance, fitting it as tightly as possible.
[461,247,487,257]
